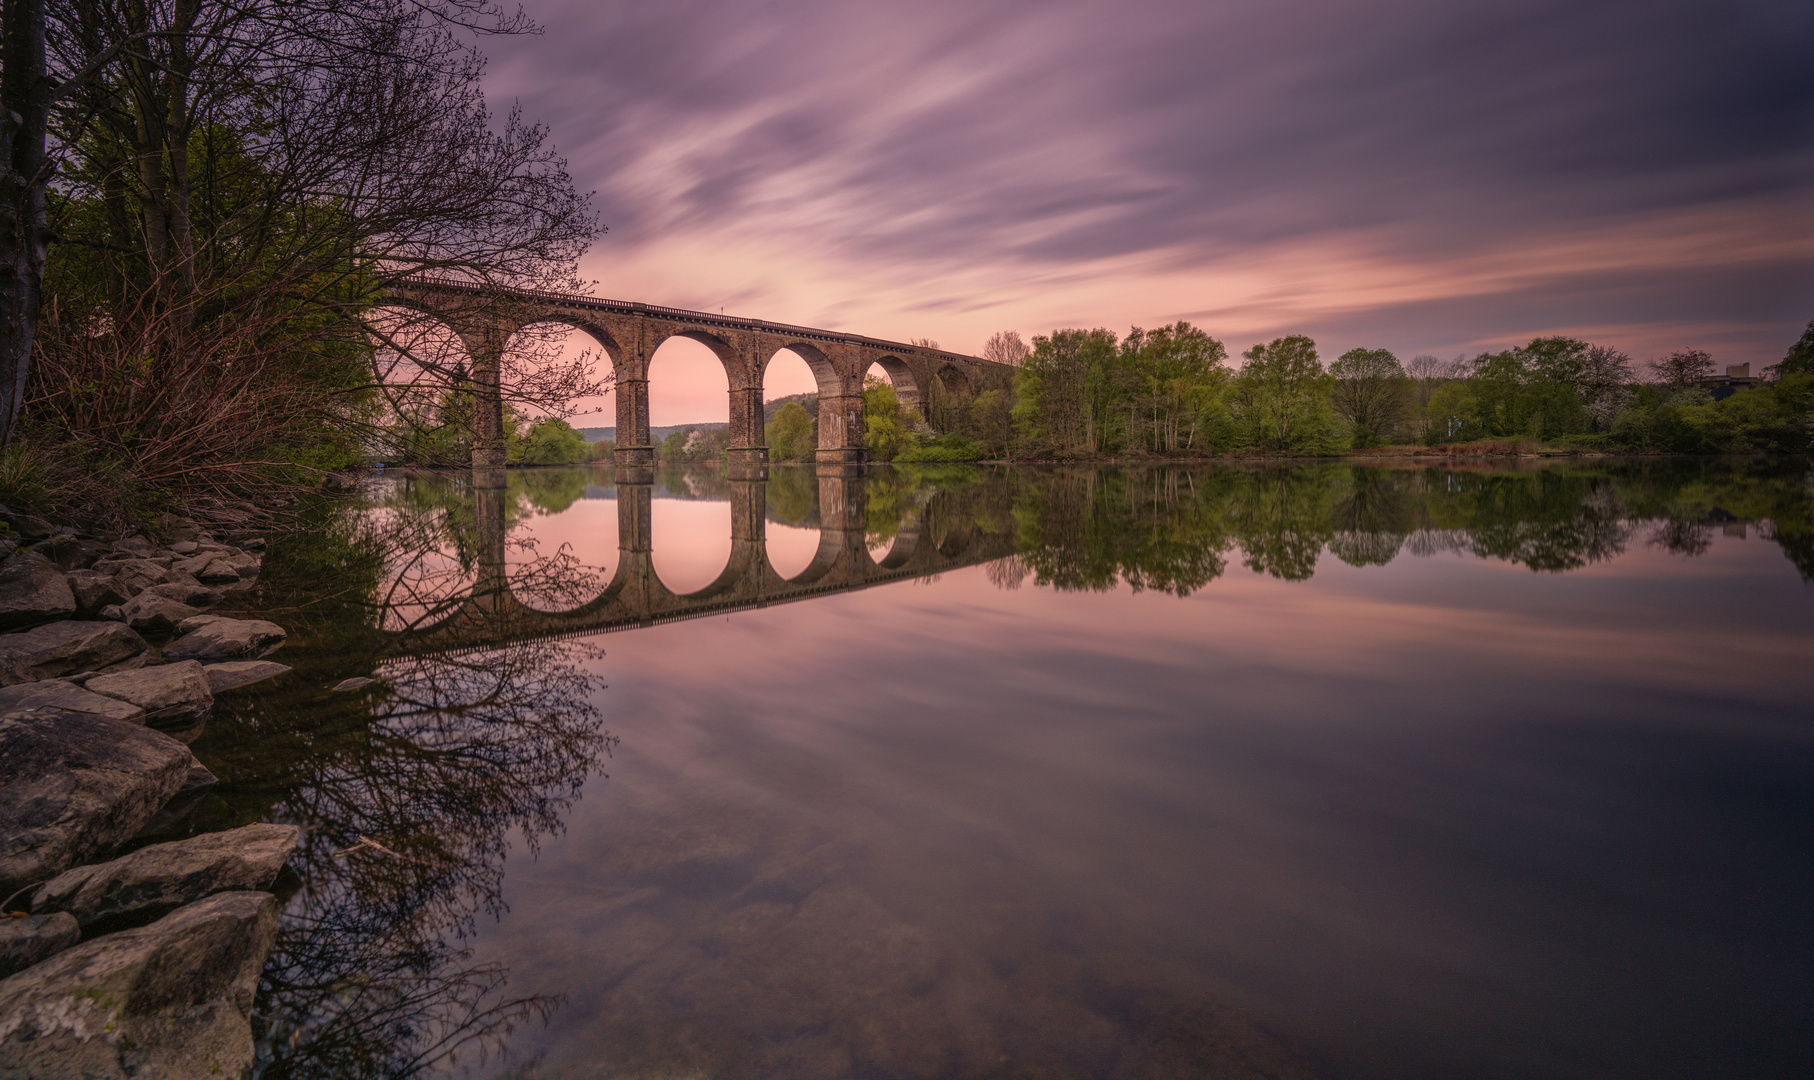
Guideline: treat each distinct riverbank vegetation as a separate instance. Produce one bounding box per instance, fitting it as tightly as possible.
[742,321,1814,467]
[0,0,598,528]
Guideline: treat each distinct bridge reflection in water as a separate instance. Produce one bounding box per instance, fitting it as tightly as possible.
[391,467,1016,654]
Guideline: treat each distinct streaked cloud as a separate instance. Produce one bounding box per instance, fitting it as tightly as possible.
[486,0,1812,421]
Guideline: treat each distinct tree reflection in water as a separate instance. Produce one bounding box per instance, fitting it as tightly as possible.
[1006,458,1814,592]
[183,475,615,1079]
[184,457,1808,1078]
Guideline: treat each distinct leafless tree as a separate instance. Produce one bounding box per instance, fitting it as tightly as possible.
[982,329,1030,366]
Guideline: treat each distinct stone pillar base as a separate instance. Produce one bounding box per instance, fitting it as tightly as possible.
[615,446,656,466]
[815,448,867,465]
[726,446,769,465]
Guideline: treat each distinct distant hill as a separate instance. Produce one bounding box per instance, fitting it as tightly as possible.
[764,392,818,421]
[576,400,815,443]
[577,423,728,444]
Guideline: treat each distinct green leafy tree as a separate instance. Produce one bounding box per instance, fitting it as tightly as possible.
[516,418,586,465]
[1328,347,1411,447]
[1013,328,1120,455]
[862,376,917,461]
[1230,336,1334,451]
[765,401,817,462]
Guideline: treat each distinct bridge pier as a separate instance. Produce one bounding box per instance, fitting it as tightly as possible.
[816,391,867,464]
[614,375,654,467]
[461,324,509,470]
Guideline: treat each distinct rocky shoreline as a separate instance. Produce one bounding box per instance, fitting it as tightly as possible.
[0,509,299,1079]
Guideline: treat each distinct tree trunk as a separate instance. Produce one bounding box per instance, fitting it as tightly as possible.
[0,0,51,450]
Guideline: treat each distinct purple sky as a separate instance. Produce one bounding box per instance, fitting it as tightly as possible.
[481,0,1813,425]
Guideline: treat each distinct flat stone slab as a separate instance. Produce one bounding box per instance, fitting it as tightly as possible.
[203,660,292,693]
[84,661,213,724]
[0,891,278,1080]
[119,592,203,634]
[0,622,147,687]
[0,552,76,632]
[163,616,286,662]
[0,681,144,724]
[330,677,375,691]
[0,712,196,900]
[0,913,80,979]
[140,581,223,608]
[32,823,299,931]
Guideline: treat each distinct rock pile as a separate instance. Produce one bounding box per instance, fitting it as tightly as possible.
[0,509,298,1080]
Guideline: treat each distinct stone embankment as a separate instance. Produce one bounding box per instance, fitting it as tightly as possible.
[0,509,299,1079]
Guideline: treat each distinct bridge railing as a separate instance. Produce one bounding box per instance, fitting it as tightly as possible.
[390,273,1004,368]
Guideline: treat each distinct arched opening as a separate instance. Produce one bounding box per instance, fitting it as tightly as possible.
[364,306,473,466]
[503,319,617,467]
[762,346,829,464]
[502,470,619,612]
[650,493,733,596]
[859,355,925,461]
[928,364,974,433]
[647,333,735,463]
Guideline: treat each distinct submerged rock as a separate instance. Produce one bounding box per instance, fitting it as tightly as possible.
[0,913,80,979]
[84,662,213,725]
[0,681,144,724]
[118,592,203,635]
[0,711,195,900]
[163,616,285,661]
[330,677,375,692]
[0,553,76,632]
[0,622,147,686]
[203,660,291,693]
[31,823,299,931]
[0,891,278,1080]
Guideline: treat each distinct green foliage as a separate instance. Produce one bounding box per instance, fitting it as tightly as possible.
[862,377,918,461]
[1230,336,1337,452]
[765,401,817,462]
[1774,320,1814,377]
[1329,347,1411,447]
[897,434,983,462]
[516,419,587,466]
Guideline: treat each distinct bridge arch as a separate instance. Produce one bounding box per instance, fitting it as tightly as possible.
[864,354,923,414]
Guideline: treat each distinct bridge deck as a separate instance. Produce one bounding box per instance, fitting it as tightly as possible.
[398,275,998,368]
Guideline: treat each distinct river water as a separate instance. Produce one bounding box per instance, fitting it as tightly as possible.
[184,459,1813,1080]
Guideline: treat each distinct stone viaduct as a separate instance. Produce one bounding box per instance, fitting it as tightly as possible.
[386,472,1016,655]
[385,276,1018,469]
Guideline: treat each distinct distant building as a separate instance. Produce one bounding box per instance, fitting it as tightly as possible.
[1703,363,1762,401]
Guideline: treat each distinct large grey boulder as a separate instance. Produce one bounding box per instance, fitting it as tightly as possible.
[0,681,144,724]
[32,823,299,930]
[0,553,76,632]
[0,711,195,900]
[192,558,243,586]
[118,592,202,635]
[203,660,291,693]
[84,662,212,724]
[64,570,129,615]
[163,616,285,661]
[0,622,147,686]
[0,914,79,979]
[0,891,278,1080]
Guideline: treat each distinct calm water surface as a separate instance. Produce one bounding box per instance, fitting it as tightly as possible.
[185,460,1813,1080]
